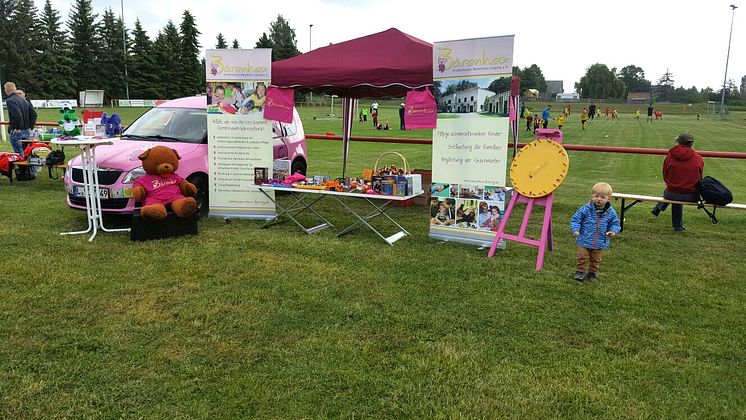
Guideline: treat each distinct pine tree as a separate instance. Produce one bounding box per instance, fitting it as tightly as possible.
[0,0,13,84]
[97,8,127,100]
[37,0,75,98]
[215,33,227,49]
[267,15,300,61]
[129,19,161,99]
[68,0,101,93]
[255,32,272,49]
[232,39,239,49]
[5,0,40,94]
[179,10,201,97]
[152,21,181,99]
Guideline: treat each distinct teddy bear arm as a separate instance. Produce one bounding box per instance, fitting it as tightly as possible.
[132,185,146,202]
[179,179,197,197]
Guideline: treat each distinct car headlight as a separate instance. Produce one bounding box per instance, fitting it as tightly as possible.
[123,166,146,184]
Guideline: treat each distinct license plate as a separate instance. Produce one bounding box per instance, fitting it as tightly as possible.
[73,185,110,199]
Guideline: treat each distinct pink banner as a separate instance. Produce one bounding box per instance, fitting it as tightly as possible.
[405,87,437,129]
[264,86,294,123]
[509,97,515,122]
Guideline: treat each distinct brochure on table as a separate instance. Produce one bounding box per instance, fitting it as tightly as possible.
[205,48,275,219]
[429,35,515,247]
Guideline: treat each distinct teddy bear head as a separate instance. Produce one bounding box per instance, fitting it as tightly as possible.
[138,146,181,178]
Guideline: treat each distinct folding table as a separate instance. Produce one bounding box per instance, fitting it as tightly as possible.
[258,186,423,245]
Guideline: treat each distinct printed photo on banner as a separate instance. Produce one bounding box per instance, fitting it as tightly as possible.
[431,183,451,198]
[458,185,483,199]
[207,81,269,115]
[455,199,479,230]
[483,186,506,202]
[478,200,503,232]
[430,197,455,226]
[435,76,511,117]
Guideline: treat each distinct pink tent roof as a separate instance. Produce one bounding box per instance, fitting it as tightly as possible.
[272,28,433,98]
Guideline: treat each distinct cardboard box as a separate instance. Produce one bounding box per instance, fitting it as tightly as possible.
[372,176,383,193]
[405,174,422,195]
[396,176,409,196]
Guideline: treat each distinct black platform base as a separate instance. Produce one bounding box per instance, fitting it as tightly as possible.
[130,211,198,241]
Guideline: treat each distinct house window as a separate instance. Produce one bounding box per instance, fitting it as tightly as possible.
[471,96,474,101]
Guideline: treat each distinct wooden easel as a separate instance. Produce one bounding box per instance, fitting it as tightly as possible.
[487,192,555,271]
[487,129,564,271]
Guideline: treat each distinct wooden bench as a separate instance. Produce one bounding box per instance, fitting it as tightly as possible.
[8,161,68,182]
[613,193,746,231]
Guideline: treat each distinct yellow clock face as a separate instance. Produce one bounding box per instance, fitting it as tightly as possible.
[509,139,569,198]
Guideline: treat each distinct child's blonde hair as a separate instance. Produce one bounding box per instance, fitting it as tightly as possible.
[592,182,612,196]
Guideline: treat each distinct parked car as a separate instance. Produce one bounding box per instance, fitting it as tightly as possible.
[64,96,307,217]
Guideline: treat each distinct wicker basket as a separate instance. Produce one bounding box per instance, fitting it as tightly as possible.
[373,151,411,176]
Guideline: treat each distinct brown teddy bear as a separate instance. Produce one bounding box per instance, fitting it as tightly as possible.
[132,146,197,221]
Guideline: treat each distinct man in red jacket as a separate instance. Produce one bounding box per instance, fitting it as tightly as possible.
[651,132,704,231]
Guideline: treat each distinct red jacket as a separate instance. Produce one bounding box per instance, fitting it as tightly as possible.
[663,145,704,194]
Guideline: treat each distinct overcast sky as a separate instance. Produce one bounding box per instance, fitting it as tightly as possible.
[41,0,744,92]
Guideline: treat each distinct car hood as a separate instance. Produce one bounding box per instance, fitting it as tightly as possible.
[69,140,201,170]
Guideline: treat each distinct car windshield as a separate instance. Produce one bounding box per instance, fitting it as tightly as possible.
[123,107,206,144]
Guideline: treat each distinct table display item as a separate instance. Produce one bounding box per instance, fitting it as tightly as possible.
[373,151,410,176]
[132,146,198,221]
[58,102,81,137]
[254,167,269,185]
[272,159,291,181]
[101,112,123,137]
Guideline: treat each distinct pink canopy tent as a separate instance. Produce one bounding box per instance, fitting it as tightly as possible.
[272,28,433,177]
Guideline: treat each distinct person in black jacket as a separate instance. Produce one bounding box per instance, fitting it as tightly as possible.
[4,82,37,157]
[399,103,405,130]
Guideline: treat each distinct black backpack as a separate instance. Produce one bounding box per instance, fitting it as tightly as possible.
[45,150,66,180]
[46,150,66,166]
[697,176,733,224]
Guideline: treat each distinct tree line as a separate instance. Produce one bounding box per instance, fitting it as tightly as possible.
[574,64,743,104]
[0,0,302,101]
[1,2,739,105]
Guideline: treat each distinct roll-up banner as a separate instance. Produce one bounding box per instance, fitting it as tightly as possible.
[206,49,275,219]
[429,36,515,247]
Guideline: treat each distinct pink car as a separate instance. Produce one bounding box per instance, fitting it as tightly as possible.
[64,96,307,217]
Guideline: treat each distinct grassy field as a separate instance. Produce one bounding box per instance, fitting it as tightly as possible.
[1,105,745,417]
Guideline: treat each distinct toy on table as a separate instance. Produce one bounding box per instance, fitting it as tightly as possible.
[100,112,123,137]
[132,146,197,221]
[58,102,81,137]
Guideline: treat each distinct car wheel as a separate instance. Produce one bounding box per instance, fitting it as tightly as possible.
[291,159,307,176]
[187,174,209,218]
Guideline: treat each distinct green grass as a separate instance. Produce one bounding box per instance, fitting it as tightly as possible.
[1,106,745,417]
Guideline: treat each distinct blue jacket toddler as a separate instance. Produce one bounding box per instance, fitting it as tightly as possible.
[570,201,621,250]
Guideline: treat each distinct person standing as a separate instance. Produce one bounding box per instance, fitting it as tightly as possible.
[541,104,551,129]
[580,108,588,130]
[588,103,597,120]
[361,106,368,122]
[371,101,379,114]
[647,104,654,122]
[399,103,405,130]
[4,82,37,158]
[570,182,621,283]
[651,133,704,232]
